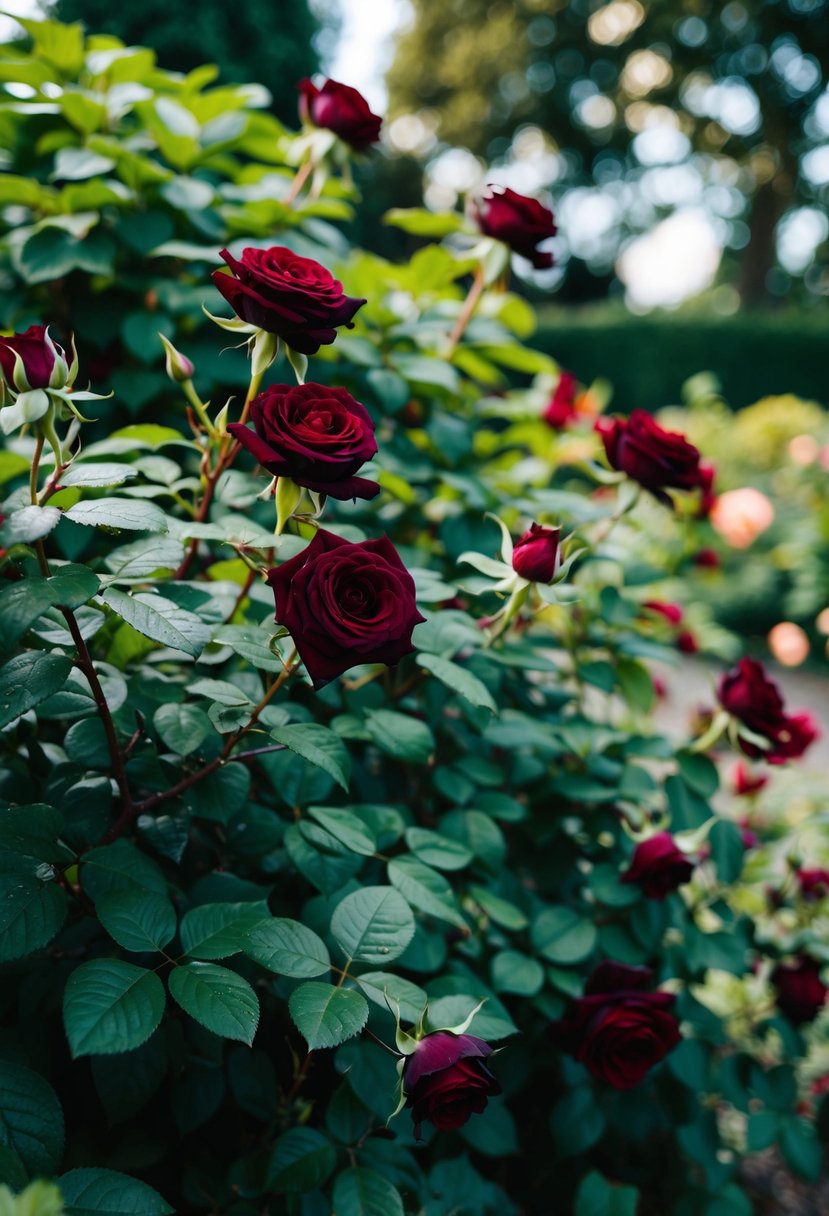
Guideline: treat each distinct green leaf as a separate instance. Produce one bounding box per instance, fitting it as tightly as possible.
[0,652,72,728]
[404,826,472,871]
[267,1127,336,1194]
[364,710,435,763]
[63,960,166,1056]
[288,982,369,1050]
[60,463,136,489]
[747,1110,778,1152]
[415,653,497,712]
[0,1061,64,1176]
[491,949,544,996]
[333,1167,404,1216]
[550,1087,606,1158]
[384,206,463,237]
[307,806,376,857]
[244,917,331,977]
[468,884,528,930]
[779,1116,822,1181]
[101,588,210,657]
[330,887,415,965]
[179,901,269,960]
[388,856,465,928]
[65,498,168,532]
[182,763,251,824]
[268,724,351,791]
[212,624,286,672]
[0,804,64,862]
[81,841,167,899]
[531,906,597,965]
[168,962,259,1044]
[59,1167,173,1215]
[0,869,67,961]
[354,972,427,1024]
[96,890,176,953]
[153,703,212,756]
[575,1171,639,1216]
[0,505,62,545]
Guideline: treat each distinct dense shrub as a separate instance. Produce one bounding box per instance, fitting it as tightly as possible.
[0,20,827,1216]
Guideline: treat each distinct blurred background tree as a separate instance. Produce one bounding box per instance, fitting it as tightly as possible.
[49,0,336,124]
[387,0,829,307]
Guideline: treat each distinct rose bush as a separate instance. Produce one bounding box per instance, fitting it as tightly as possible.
[0,19,826,1216]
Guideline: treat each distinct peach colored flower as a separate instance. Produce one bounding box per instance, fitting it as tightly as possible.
[710,487,774,549]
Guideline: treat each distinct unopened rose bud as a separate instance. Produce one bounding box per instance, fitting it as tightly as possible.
[0,324,72,392]
[511,522,561,584]
[159,334,195,384]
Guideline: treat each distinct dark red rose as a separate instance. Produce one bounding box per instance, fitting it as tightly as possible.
[771,957,828,1026]
[473,185,556,270]
[267,528,425,688]
[402,1031,500,1139]
[621,832,695,900]
[798,868,829,900]
[211,246,365,356]
[227,382,379,501]
[595,411,710,506]
[544,370,579,428]
[698,462,717,518]
[694,547,720,569]
[677,630,699,655]
[643,600,683,626]
[0,324,71,391]
[718,658,818,764]
[549,961,681,1089]
[511,522,561,584]
[733,763,768,797]
[298,77,382,149]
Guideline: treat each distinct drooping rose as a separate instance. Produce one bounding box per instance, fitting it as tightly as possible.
[472,185,556,269]
[595,411,710,506]
[511,522,561,584]
[798,869,829,900]
[0,324,72,392]
[621,832,695,900]
[549,962,681,1089]
[771,957,828,1026]
[267,528,425,688]
[298,77,382,149]
[718,658,818,764]
[227,382,379,500]
[544,370,579,428]
[401,1031,500,1139]
[211,247,365,355]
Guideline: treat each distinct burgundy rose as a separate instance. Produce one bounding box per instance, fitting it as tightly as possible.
[227,382,379,501]
[211,246,365,356]
[718,658,818,765]
[0,324,71,392]
[511,522,561,584]
[677,630,699,655]
[267,528,425,688]
[733,763,767,797]
[402,1031,500,1139]
[771,957,828,1026]
[643,600,683,626]
[549,961,681,1089]
[798,868,829,900]
[544,370,579,428]
[298,77,382,150]
[595,411,710,506]
[694,547,720,569]
[621,832,695,900]
[473,185,556,270]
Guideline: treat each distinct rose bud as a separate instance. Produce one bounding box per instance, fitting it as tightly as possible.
[733,763,767,797]
[544,370,579,429]
[771,957,828,1026]
[268,528,425,688]
[621,832,695,900]
[511,522,562,584]
[595,410,709,507]
[298,77,382,150]
[401,1031,500,1140]
[549,961,681,1089]
[798,868,829,900]
[643,600,684,626]
[472,184,557,270]
[694,547,720,569]
[718,658,818,764]
[677,630,699,655]
[227,382,379,501]
[741,827,759,850]
[0,324,73,392]
[212,246,365,356]
[159,333,195,384]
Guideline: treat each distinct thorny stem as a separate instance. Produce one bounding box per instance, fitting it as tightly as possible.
[445,263,486,356]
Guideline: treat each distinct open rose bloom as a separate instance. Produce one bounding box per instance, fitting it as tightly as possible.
[718,658,819,764]
[402,1031,500,1139]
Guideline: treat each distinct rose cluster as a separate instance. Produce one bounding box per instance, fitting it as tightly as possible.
[718,658,818,764]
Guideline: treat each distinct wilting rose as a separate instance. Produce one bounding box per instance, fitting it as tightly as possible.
[621,832,695,900]
[227,382,379,500]
[473,185,556,269]
[798,868,829,900]
[402,1031,500,1139]
[298,77,382,149]
[267,528,424,688]
[0,324,72,392]
[550,962,681,1088]
[595,411,710,506]
[718,658,818,764]
[771,957,828,1026]
[544,370,579,428]
[733,763,768,797]
[511,522,561,583]
[212,247,365,355]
